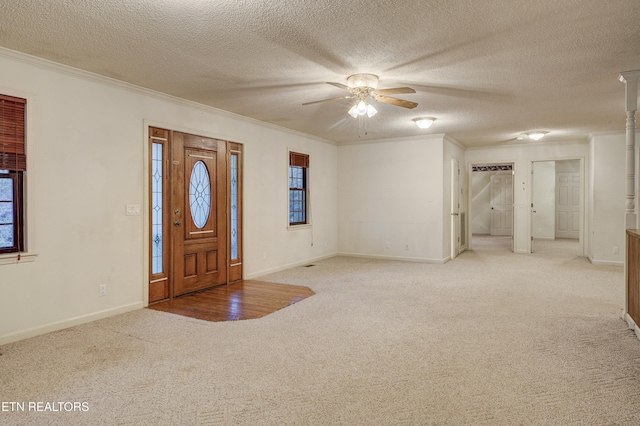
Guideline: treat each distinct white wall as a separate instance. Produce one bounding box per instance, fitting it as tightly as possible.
[465,141,589,254]
[0,49,338,344]
[337,135,446,262]
[588,132,626,265]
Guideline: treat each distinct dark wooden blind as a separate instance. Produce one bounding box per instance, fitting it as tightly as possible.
[289,152,309,168]
[0,94,26,171]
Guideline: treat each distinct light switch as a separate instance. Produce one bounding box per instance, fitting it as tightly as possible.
[126,204,141,216]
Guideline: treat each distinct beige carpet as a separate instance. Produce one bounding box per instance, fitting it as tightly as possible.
[1,236,639,425]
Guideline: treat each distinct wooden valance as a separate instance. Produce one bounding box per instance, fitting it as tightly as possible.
[0,95,26,171]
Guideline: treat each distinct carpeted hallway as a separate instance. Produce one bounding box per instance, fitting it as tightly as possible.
[1,236,638,425]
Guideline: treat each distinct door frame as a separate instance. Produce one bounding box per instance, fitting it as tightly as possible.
[143,123,243,306]
[451,159,461,259]
[466,162,516,252]
[530,160,557,253]
[528,157,585,255]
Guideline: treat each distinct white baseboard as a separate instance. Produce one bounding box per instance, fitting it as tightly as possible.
[246,253,337,279]
[337,252,448,264]
[623,311,640,341]
[587,255,624,266]
[0,302,144,346]
[246,252,448,279]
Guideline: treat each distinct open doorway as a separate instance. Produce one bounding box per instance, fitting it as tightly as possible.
[469,163,515,252]
[530,159,582,256]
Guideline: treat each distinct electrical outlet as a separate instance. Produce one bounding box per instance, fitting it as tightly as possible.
[405,244,410,251]
[385,242,391,249]
[99,284,107,297]
[613,246,619,254]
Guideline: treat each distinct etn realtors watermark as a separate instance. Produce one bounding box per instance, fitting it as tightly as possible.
[2,401,89,412]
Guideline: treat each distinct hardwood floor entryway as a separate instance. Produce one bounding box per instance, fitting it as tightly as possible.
[147,280,314,321]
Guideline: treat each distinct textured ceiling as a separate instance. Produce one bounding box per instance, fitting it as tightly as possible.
[0,0,638,147]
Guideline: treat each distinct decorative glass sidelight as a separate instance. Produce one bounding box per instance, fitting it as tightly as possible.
[151,143,163,274]
[189,160,211,229]
[230,153,239,260]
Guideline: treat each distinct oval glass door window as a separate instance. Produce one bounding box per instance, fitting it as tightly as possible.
[189,160,211,228]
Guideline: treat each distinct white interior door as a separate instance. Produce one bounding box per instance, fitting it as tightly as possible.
[490,174,513,236]
[556,172,580,239]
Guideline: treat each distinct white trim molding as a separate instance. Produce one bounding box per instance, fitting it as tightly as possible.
[0,302,143,346]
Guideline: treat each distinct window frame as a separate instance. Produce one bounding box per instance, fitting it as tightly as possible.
[288,151,310,227]
[0,92,35,264]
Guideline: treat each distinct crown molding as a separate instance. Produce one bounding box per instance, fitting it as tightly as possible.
[0,47,338,147]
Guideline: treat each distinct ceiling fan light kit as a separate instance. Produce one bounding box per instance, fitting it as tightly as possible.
[348,100,378,118]
[303,73,418,119]
[413,117,436,129]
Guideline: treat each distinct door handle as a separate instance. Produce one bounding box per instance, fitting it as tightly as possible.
[451,212,459,216]
[174,220,181,226]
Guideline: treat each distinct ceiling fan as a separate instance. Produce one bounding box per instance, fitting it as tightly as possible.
[303,73,418,117]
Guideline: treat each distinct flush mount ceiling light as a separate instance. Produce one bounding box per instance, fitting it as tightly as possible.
[413,117,436,129]
[527,131,548,141]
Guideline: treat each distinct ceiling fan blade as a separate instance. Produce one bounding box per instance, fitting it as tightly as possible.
[373,87,416,95]
[326,82,350,91]
[302,95,353,106]
[374,95,418,109]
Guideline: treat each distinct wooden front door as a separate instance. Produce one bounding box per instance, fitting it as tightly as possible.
[171,132,227,296]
